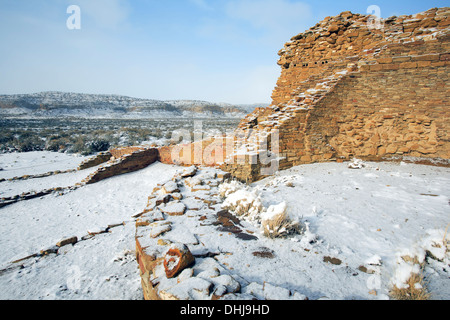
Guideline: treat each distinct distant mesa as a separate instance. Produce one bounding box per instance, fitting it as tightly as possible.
[0,91,268,119]
[152,7,450,183]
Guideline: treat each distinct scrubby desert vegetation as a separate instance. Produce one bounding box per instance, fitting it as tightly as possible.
[0,118,239,155]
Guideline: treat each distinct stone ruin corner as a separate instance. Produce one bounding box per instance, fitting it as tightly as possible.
[84,7,450,184]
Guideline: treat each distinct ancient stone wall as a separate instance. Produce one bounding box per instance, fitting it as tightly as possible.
[131,7,450,300]
[102,8,449,184]
[158,137,233,168]
[84,148,159,184]
[231,7,450,181]
[78,151,112,170]
[108,146,147,159]
[319,60,449,161]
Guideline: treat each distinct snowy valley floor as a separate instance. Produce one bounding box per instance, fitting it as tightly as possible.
[0,152,449,300]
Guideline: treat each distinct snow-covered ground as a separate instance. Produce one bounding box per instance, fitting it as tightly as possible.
[0,222,143,300]
[0,166,99,198]
[0,152,87,180]
[0,152,179,299]
[247,161,450,299]
[0,152,448,300]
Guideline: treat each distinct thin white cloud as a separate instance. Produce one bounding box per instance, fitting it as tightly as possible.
[0,0,283,103]
[73,0,131,29]
[189,0,214,11]
[227,0,311,28]
[234,64,280,103]
[225,0,313,44]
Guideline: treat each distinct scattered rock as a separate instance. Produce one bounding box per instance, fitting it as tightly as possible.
[184,176,203,188]
[212,285,228,299]
[323,256,342,265]
[160,201,186,216]
[177,268,194,284]
[40,246,59,256]
[162,181,180,194]
[87,227,108,236]
[181,166,197,178]
[191,184,211,192]
[155,194,172,206]
[263,282,291,300]
[243,282,264,300]
[164,243,196,279]
[165,225,199,245]
[252,248,275,259]
[150,221,172,238]
[210,275,241,294]
[159,277,213,300]
[182,197,204,211]
[236,233,258,241]
[171,192,183,200]
[56,236,78,248]
[197,267,221,280]
[358,265,375,274]
[149,208,165,221]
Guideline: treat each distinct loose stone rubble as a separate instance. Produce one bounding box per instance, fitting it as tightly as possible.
[134,7,450,300]
[135,166,308,300]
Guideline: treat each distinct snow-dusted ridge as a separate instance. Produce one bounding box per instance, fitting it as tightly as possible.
[0,91,267,119]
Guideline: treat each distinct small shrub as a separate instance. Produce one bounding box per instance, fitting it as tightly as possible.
[219,180,244,198]
[222,189,264,222]
[17,136,45,152]
[46,139,63,152]
[89,140,110,153]
[261,202,300,239]
[68,136,88,154]
[390,271,430,300]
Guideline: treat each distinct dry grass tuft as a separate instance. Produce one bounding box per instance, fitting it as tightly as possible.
[262,211,301,239]
[389,270,430,300]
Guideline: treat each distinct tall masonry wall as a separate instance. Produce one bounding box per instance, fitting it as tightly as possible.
[138,8,450,183]
[228,7,450,181]
[132,8,449,301]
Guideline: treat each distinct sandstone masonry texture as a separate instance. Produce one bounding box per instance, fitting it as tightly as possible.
[227,7,450,182]
[88,8,450,185]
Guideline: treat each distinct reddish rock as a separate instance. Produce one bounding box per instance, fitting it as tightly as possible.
[164,244,195,279]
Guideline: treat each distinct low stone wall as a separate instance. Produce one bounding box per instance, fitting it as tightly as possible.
[78,152,112,170]
[110,146,147,159]
[158,137,233,167]
[84,148,159,185]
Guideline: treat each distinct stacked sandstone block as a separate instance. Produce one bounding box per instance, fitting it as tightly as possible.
[134,166,247,300]
[91,8,449,184]
[134,166,309,300]
[84,148,159,184]
[231,7,450,182]
[78,151,112,170]
[155,8,449,183]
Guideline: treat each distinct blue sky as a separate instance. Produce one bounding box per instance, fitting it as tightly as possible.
[0,0,447,104]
